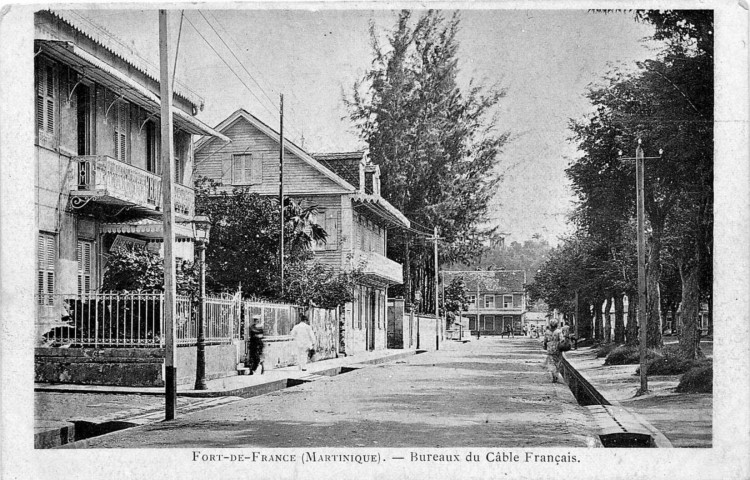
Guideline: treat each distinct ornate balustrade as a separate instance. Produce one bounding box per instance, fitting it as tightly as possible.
[73,155,194,217]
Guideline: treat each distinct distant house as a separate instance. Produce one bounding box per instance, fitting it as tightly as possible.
[33,10,226,340]
[193,109,410,353]
[445,270,527,335]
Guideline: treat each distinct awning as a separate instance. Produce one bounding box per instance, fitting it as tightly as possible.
[101,218,194,239]
[39,40,230,142]
[352,194,410,228]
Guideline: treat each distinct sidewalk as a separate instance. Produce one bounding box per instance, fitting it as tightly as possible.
[35,348,421,448]
[563,344,712,448]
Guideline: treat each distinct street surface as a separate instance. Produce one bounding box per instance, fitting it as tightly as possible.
[67,338,600,448]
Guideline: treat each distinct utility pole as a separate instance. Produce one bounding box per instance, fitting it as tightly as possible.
[434,227,439,351]
[158,10,178,420]
[279,94,285,294]
[635,141,648,396]
[574,290,579,340]
[620,139,662,396]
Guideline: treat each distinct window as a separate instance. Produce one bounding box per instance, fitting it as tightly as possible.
[37,233,56,305]
[77,240,93,294]
[146,120,159,174]
[310,210,325,251]
[484,294,495,308]
[113,100,129,163]
[503,295,513,308]
[232,153,261,185]
[324,210,338,251]
[36,59,57,142]
[467,295,476,307]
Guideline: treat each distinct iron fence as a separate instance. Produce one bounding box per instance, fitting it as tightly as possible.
[38,292,241,348]
[243,300,300,337]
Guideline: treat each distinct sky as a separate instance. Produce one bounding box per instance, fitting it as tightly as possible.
[75,7,658,245]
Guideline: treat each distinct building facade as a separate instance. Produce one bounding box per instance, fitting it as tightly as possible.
[445,270,527,335]
[34,10,226,341]
[193,109,410,353]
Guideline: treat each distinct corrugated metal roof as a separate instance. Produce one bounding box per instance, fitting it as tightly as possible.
[45,9,204,110]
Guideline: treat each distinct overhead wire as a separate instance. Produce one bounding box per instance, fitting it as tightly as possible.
[196,10,306,143]
[204,10,309,144]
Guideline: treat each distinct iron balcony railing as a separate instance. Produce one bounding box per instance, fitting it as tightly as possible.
[74,155,194,217]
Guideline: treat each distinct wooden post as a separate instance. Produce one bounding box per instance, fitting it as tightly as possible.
[434,227,439,351]
[636,141,649,395]
[158,10,178,420]
[279,94,285,294]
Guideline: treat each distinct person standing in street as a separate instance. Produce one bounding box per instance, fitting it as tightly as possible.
[290,313,316,371]
[247,315,265,375]
[543,319,563,383]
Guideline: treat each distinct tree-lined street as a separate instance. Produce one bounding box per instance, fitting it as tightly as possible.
[66,338,599,448]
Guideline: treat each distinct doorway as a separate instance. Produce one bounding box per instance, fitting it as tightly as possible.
[366,290,376,351]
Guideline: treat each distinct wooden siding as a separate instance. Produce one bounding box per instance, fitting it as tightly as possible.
[296,195,344,272]
[194,116,348,195]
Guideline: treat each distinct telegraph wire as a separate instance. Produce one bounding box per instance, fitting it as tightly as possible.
[195,10,306,143]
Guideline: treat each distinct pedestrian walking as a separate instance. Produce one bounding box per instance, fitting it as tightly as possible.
[290,312,316,371]
[543,319,564,383]
[247,315,265,375]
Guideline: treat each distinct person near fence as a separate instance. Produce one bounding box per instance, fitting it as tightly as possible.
[247,315,265,375]
[290,313,316,371]
[543,319,564,383]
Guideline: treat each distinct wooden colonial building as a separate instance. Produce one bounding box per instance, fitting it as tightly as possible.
[446,270,527,335]
[34,10,227,340]
[193,109,410,354]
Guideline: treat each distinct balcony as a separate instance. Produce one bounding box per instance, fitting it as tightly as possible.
[353,250,403,285]
[71,155,194,218]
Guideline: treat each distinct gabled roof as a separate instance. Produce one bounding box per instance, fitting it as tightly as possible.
[195,109,356,192]
[444,270,526,293]
[44,10,204,110]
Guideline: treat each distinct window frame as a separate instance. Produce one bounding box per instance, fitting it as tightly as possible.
[503,295,514,308]
[484,294,495,309]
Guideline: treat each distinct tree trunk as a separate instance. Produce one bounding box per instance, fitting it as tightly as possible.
[670,303,678,335]
[707,292,713,337]
[626,292,638,346]
[679,262,702,360]
[614,294,625,343]
[593,299,603,341]
[580,301,593,341]
[646,234,663,348]
[604,296,612,343]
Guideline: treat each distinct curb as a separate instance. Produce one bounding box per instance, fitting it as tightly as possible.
[560,353,673,448]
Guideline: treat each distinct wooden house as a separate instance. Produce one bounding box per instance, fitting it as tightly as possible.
[33,10,227,340]
[445,270,527,335]
[193,109,410,354]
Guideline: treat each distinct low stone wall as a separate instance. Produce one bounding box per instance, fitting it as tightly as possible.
[35,344,241,387]
[35,348,164,387]
[175,343,240,386]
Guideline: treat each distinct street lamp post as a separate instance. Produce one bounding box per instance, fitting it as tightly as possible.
[193,215,211,391]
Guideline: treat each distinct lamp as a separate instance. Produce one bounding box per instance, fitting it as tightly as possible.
[193,214,211,390]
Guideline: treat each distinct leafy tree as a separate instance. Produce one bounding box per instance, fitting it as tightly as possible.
[282,261,364,309]
[568,10,712,351]
[102,245,197,295]
[194,178,326,299]
[346,10,509,311]
[440,275,469,326]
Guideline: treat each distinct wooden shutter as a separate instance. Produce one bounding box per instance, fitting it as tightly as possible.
[231,154,242,184]
[38,234,56,305]
[36,59,56,138]
[221,155,232,185]
[325,210,338,250]
[77,240,92,295]
[251,153,263,184]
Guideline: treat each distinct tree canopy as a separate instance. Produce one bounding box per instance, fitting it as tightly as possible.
[346,10,510,310]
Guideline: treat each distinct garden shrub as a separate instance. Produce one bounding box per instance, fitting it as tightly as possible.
[595,342,621,358]
[604,345,658,365]
[635,345,711,376]
[676,365,713,393]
